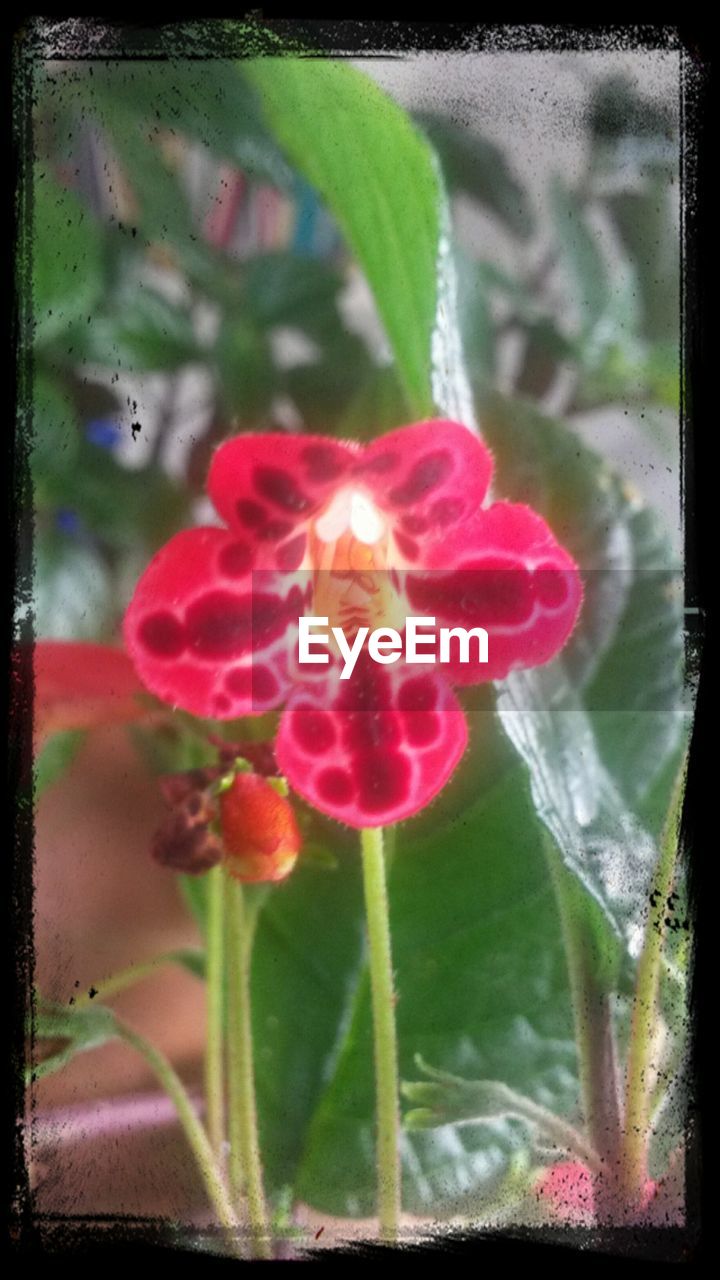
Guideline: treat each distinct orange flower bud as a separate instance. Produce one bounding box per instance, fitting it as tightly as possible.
[219,773,301,884]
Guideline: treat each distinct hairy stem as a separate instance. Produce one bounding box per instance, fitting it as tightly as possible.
[205,865,226,1159]
[360,826,401,1242]
[545,837,623,1214]
[226,877,271,1260]
[115,1017,239,1243]
[620,756,687,1203]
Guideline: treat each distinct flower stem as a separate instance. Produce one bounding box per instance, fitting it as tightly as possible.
[205,864,226,1159]
[620,756,687,1204]
[114,1016,240,1243]
[360,825,401,1242]
[544,835,623,1210]
[73,952,179,1009]
[226,876,271,1260]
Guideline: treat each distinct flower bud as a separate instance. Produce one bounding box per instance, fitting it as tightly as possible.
[220,772,301,883]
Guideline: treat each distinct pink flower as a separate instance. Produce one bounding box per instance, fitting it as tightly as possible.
[535,1160,667,1226]
[124,421,582,828]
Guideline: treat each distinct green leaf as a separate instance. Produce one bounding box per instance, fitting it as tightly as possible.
[455,250,497,385]
[34,729,86,797]
[588,74,676,155]
[172,947,207,981]
[214,316,275,422]
[72,284,200,372]
[480,393,633,689]
[67,92,230,297]
[550,176,609,335]
[513,319,578,400]
[32,166,104,348]
[243,59,441,418]
[282,333,374,435]
[249,855,366,1199]
[584,503,685,808]
[30,999,119,1082]
[402,1057,597,1168]
[242,252,345,336]
[415,112,534,239]
[340,365,411,443]
[496,665,657,961]
[179,872,212,935]
[473,398,683,959]
[294,768,577,1216]
[604,188,679,343]
[130,716,218,783]
[479,392,685,805]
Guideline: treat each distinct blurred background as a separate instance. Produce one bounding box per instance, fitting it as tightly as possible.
[28,45,682,1228]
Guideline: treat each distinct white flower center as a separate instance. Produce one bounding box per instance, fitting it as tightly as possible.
[313,488,386,546]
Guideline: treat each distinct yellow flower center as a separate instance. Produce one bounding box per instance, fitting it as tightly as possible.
[307,488,405,639]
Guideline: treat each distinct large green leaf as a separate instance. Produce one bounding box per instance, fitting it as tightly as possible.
[243,59,441,419]
[250,856,366,1199]
[294,768,577,1216]
[495,666,657,960]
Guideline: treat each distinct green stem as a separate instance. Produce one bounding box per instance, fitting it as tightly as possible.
[73,952,179,1009]
[115,1016,239,1243]
[620,757,687,1203]
[205,865,226,1159]
[226,877,271,1260]
[545,837,623,1205]
[360,826,401,1242]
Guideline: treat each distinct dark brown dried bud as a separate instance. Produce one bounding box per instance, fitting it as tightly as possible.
[152,805,223,875]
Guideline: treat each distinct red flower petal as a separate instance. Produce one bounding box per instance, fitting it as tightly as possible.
[361,420,493,553]
[33,641,146,742]
[276,655,468,828]
[123,527,308,719]
[208,433,358,557]
[404,502,582,683]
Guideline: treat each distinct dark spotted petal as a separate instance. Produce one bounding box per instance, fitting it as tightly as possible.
[405,502,583,684]
[123,527,308,719]
[276,655,467,828]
